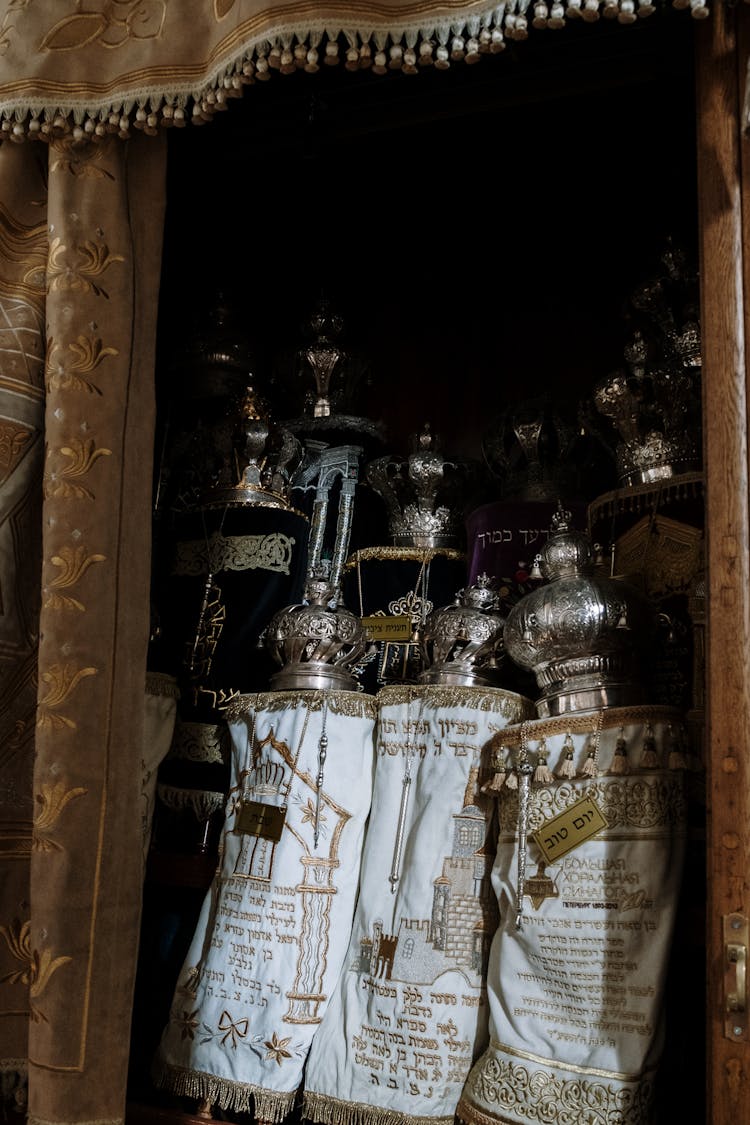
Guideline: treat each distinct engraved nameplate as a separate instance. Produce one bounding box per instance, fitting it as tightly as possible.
[236,800,286,842]
[361,615,413,642]
[533,794,608,864]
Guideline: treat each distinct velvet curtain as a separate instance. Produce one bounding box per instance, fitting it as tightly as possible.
[0,4,708,1125]
[0,132,166,1125]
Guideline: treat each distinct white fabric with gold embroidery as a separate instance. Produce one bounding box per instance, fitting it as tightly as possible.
[141,672,179,868]
[154,689,377,1122]
[458,709,688,1125]
[303,684,534,1125]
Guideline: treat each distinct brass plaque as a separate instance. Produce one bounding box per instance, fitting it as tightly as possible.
[361,614,413,642]
[235,800,286,842]
[533,795,608,864]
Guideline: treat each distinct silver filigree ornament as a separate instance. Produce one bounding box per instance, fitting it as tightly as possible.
[265,567,367,692]
[200,381,303,511]
[366,424,471,549]
[419,573,507,687]
[587,242,702,488]
[503,504,654,717]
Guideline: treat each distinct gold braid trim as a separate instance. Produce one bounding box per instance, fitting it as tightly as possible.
[152,1060,298,1123]
[457,1102,517,1125]
[145,671,180,699]
[489,704,685,749]
[223,689,378,723]
[303,1090,455,1125]
[345,546,465,568]
[376,684,535,721]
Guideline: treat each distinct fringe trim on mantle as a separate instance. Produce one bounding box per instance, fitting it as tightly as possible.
[152,1058,299,1124]
[0,2,709,145]
[303,1089,455,1125]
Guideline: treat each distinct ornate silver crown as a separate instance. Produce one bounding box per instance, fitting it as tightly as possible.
[265,565,366,691]
[200,382,303,511]
[419,573,506,687]
[585,242,702,488]
[503,504,653,716]
[366,424,470,549]
[482,396,585,501]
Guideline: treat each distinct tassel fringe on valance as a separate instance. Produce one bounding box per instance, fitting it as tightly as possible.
[0,1,709,145]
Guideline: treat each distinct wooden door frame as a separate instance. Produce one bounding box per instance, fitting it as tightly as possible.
[696,6,750,1118]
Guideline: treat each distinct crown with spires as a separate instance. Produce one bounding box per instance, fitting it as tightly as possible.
[366,423,474,548]
[583,238,702,488]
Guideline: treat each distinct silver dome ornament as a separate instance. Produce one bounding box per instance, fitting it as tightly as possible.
[418,573,506,687]
[503,504,654,717]
[265,568,366,692]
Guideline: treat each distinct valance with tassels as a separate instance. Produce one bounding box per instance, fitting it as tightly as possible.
[0,0,709,142]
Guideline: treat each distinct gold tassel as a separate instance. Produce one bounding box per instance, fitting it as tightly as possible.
[533,740,554,783]
[668,723,687,770]
[482,765,507,793]
[639,722,659,768]
[505,769,519,790]
[609,727,630,774]
[556,732,576,778]
[482,744,508,793]
[579,731,599,777]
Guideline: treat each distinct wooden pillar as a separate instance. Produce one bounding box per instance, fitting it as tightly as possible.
[695,6,750,1118]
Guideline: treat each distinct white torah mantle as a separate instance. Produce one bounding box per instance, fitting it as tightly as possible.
[303,683,535,1125]
[457,706,689,1125]
[154,689,377,1122]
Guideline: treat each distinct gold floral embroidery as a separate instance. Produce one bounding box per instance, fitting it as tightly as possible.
[264,1031,293,1065]
[36,662,97,730]
[40,1,166,51]
[50,138,115,180]
[0,0,33,56]
[0,421,33,481]
[464,1052,653,1124]
[45,334,118,395]
[45,437,112,500]
[33,780,88,850]
[0,919,72,1022]
[44,544,106,611]
[46,237,124,299]
[299,798,326,828]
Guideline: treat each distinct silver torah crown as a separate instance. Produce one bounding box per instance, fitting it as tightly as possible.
[366,424,469,549]
[503,504,653,717]
[588,242,702,488]
[200,381,303,511]
[265,567,366,691]
[482,396,583,502]
[419,573,506,688]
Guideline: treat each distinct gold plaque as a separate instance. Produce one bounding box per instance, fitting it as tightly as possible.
[235,800,287,842]
[532,795,608,864]
[361,614,413,642]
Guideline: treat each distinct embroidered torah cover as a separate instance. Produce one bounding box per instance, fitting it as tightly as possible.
[303,683,534,1125]
[154,689,377,1122]
[458,708,688,1125]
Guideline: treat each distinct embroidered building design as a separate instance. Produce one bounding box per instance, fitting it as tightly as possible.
[356,769,497,985]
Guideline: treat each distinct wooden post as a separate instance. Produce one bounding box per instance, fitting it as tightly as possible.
[695,5,750,1119]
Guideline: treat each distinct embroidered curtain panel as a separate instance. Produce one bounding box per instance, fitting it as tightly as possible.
[0,134,166,1125]
[0,0,710,142]
[0,4,708,1125]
